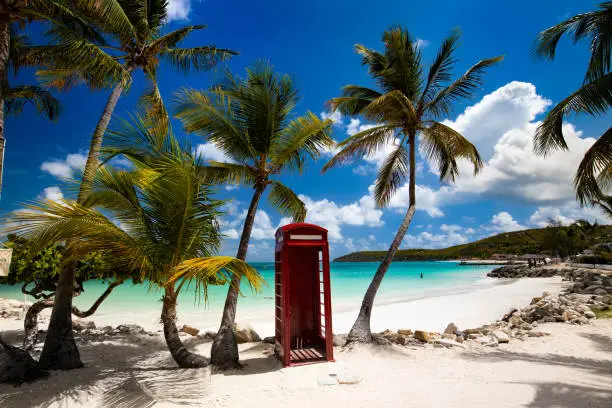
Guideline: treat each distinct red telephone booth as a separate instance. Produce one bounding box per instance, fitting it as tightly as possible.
[274,223,334,367]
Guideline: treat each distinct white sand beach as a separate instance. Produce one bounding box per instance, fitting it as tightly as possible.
[3,275,611,407]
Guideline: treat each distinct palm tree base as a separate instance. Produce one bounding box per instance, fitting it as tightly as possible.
[37,330,83,370]
[346,312,373,344]
[210,325,242,370]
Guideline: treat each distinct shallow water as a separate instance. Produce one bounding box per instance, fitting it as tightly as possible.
[0,261,495,328]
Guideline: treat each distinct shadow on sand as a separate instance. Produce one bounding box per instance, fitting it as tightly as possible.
[0,332,282,408]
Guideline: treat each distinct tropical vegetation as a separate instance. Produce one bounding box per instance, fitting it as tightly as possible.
[322,27,501,343]
[7,116,264,368]
[533,2,612,210]
[335,221,612,262]
[174,62,334,368]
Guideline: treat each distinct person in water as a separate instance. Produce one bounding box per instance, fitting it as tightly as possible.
[420,272,423,279]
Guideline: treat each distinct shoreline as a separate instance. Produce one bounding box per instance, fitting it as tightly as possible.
[0,275,565,338]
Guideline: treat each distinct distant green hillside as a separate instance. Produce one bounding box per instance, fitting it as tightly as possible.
[334,224,612,262]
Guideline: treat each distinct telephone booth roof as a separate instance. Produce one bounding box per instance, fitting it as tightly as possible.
[275,223,328,244]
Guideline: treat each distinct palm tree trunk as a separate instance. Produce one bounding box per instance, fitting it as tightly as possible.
[38,71,131,369]
[161,285,209,368]
[77,69,131,203]
[23,299,54,352]
[347,134,417,343]
[211,184,265,369]
[0,18,9,198]
[22,281,121,353]
[37,261,83,369]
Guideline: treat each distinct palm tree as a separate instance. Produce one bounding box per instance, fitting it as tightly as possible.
[34,1,235,370]
[533,2,612,206]
[39,0,237,201]
[8,116,264,368]
[323,27,501,343]
[0,1,128,196]
[174,62,334,368]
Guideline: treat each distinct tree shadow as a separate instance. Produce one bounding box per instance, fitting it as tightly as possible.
[580,332,612,354]
[522,381,612,408]
[461,349,612,377]
[0,333,212,408]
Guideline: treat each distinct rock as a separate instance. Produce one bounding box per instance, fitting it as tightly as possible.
[502,309,518,322]
[233,322,261,343]
[73,319,96,331]
[467,333,480,340]
[584,310,597,319]
[443,323,458,335]
[414,330,431,342]
[397,328,413,336]
[474,336,492,344]
[435,339,466,349]
[492,330,510,343]
[442,333,456,341]
[380,331,406,345]
[179,325,200,336]
[116,324,145,334]
[594,288,608,296]
[527,331,550,337]
[203,331,216,340]
[456,336,465,343]
[0,339,48,384]
[530,297,543,305]
[263,336,276,344]
[333,334,347,347]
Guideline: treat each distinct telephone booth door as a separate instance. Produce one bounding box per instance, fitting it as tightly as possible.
[274,223,334,367]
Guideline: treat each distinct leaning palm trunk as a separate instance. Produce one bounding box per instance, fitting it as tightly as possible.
[23,299,54,352]
[38,261,82,369]
[78,70,131,201]
[162,286,208,368]
[211,185,265,369]
[347,137,417,343]
[0,20,9,197]
[23,280,123,352]
[38,72,130,369]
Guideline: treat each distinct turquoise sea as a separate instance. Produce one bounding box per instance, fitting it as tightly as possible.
[0,262,495,331]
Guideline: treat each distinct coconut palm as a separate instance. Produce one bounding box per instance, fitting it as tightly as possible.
[323,27,501,343]
[8,116,264,368]
[38,0,237,201]
[0,1,127,196]
[174,62,334,368]
[533,2,612,206]
[33,0,235,370]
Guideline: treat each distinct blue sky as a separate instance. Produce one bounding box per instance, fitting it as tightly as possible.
[2,0,611,261]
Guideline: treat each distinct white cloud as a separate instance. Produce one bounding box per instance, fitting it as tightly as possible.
[223,228,240,239]
[320,110,344,126]
[167,0,191,21]
[299,193,384,241]
[528,203,608,228]
[221,208,277,240]
[488,211,525,232]
[385,81,598,216]
[404,226,468,249]
[414,38,430,48]
[196,143,234,163]
[41,153,86,179]
[40,186,64,202]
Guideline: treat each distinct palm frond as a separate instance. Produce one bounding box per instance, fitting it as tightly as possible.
[168,256,264,301]
[149,25,207,50]
[195,161,256,186]
[328,85,382,116]
[68,0,136,44]
[534,2,612,83]
[139,77,169,135]
[575,126,612,205]
[270,112,333,172]
[4,85,62,120]
[420,122,483,182]
[322,124,398,172]
[268,181,306,222]
[374,144,409,208]
[161,47,237,74]
[174,87,254,162]
[535,72,612,155]
[426,55,503,119]
[419,29,460,110]
[361,90,418,125]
